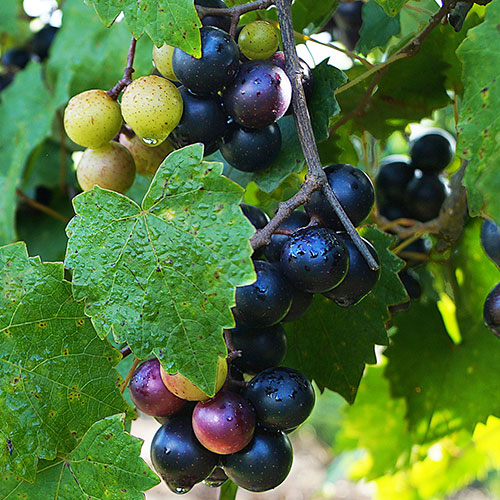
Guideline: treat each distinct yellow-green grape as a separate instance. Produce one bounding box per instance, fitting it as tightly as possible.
[119,133,173,177]
[64,89,122,149]
[77,141,136,194]
[152,43,178,81]
[238,21,280,60]
[160,358,228,401]
[121,76,183,147]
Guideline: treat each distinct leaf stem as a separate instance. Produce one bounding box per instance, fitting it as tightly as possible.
[16,189,70,223]
[108,37,137,100]
[120,357,140,394]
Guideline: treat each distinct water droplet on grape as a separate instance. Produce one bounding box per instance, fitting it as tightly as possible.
[142,137,159,146]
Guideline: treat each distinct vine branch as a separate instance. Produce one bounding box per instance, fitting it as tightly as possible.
[16,189,70,223]
[108,37,137,100]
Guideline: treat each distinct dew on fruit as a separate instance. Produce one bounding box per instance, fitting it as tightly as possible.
[142,137,159,146]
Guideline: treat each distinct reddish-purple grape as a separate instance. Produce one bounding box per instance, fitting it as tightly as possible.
[129,358,186,417]
[222,60,292,128]
[280,227,349,293]
[305,164,375,230]
[244,367,315,432]
[192,390,256,454]
[222,428,293,492]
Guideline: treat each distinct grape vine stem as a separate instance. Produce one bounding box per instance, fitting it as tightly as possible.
[108,36,137,100]
[121,357,140,394]
[16,189,70,223]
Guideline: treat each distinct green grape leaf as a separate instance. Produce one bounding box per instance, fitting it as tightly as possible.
[357,1,401,55]
[0,243,130,481]
[219,479,239,500]
[457,0,500,225]
[0,63,65,247]
[48,0,154,99]
[291,0,339,34]
[65,144,255,396]
[385,223,500,440]
[375,0,408,16]
[284,227,407,403]
[0,415,159,499]
[222,62,346,193]
[86,0,202,56]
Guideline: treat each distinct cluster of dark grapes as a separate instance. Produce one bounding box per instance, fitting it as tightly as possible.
[375,129,455,309]
[0,25,58,93]
[481,219,500,337]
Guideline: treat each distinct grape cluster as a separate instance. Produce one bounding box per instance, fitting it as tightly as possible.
[376,129,455,308]
[481,219,500,337]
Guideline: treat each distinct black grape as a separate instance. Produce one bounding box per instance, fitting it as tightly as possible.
[222,428,293,492]
[233,260,293,327]
[230,323,287,374]
[1,48,31,69]
[31,25,58,61]
[376,155,414,205]
[399,269,422,300]
[173,27,239,95]
[305,164,375,230]
[332,1,363,50]
[222,60,292,128]
[484,282,500,338]
[264,210,310,263]
[240,203,269,229]
[282,287,314,322]
[405,174,446,222]
[379,203,409,222]
[481,219,500,267]
[195,0,232,32]
[0,73,13,92]
[244,366,315,431]
[221,123,281,172]
[151,415,218,494]
[410,129,455,173]
[170,86,228,155]
[324,233,380,307]
[280,227,349,293]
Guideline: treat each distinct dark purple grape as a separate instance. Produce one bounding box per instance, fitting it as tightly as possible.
[192,390,256,454]
[264,210,310,263]
[305,164,375,230]
[195,0,232,32]
[170,86,228,155]
[203,466,229,487]
[332,1,363,50]
[151,415,218,493]
[244,366,315,431]
[221,123,281,172]
[241,203,269,229]
[222,60,292,128]
[222,428,293,492]
[231,323,287,374]
[323,234,380,307]
[270,52,314,114]
[280,227,349,293]
[173,27,239,95]
[233,260,293,327]
[481,219,500,267]
[484,282,500,338]
[282,287,314,322]
[129,358,186,417]
[1,48,31,69]
[410,129,455,173]
[376,155,414,205]
[31,25,58,61]
[405,174,446,222]
[379,203,409,222]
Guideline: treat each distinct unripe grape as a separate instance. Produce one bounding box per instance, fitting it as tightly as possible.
[160,357,228,401]
[76,141,136,194]
[238,21,279,60]
[152,44,178,81]
[121,76,183,147]
[119,133,173,177]
[64,89,122,149]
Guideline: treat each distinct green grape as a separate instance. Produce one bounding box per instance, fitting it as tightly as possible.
[77,141,136,194]
[160,357,228,401]
[64,89,122,149]
[238,21,280,60]
[119,133,173,177]
[121,76,183,147]
[152,43,178,81]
